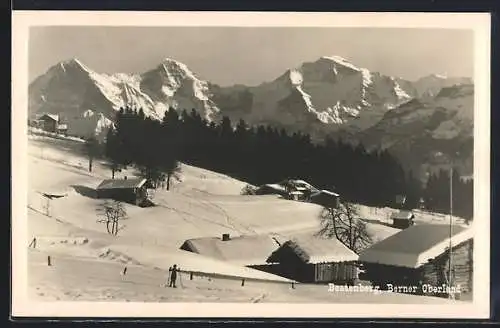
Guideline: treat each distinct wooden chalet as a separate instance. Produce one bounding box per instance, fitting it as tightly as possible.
[391,210,415,229]
[265,234,359,284]
[358,224,473,299]
[310,189,340,209]
[38,114,60,133]
[96,177,148,206]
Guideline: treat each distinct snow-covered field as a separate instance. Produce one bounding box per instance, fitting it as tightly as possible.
[24,135,468,304]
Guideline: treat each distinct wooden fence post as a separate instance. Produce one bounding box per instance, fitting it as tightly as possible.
[190,272,193,280]
[47,255,51,266]
[241,279,245,287]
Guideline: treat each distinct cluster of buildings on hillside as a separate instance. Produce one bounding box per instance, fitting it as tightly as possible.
[179,224,473,299]
[256,179,417,229]
[255,179,341,209]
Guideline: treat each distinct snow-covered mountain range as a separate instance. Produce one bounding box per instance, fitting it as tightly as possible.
[28,56,474,178]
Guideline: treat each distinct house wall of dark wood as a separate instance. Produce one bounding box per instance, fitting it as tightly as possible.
[42,119,57,133]
[361,238,473,298]
[313,262,358,283]
[419,239,473,298]
[96,187,147,206]
[266,245,358,283]
[310,194,340,209]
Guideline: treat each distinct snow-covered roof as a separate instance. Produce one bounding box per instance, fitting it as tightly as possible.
[40,113,59,122]
[96,178,147,190]
[318,189,340,197]
[268,234,359,264]
[261,184,287,192]
[181,234,284,266]
[358,224,473,268]
[390,210,414,220]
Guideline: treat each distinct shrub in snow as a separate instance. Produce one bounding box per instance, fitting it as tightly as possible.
[240,184,257,195]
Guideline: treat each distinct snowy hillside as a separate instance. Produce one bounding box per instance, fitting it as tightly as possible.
[24,135,470,303]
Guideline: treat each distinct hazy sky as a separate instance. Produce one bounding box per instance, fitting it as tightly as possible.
[29,27,473,86]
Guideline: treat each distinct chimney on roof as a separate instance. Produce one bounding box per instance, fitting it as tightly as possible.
[222,233,230,241]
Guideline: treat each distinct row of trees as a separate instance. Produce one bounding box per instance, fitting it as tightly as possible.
[103,106,421,208]
[104,106,181,190]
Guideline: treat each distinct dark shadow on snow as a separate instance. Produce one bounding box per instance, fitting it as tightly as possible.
[72,185,98,199]
[361,218,400,229]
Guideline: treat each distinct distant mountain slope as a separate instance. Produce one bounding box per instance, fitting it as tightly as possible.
[29,56,474,177]
[359,84,474,178]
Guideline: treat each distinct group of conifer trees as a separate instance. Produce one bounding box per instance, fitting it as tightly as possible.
[423,169,473,220]
[104,107,415,207]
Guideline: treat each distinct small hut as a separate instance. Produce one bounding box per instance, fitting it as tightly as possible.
[359,224,473,299]
[310,189,340,208]
[56,123,68,135]
[391,210,415,229]
[266,234,359,284]
[96,177,148,206]
[38,114,60,133]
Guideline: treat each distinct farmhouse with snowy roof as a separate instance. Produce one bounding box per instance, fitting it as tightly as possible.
[266,233,359,284]
[180,233,285,268]
[34,113,59,133]
[96,177,149,206]
[358,224,473,299]
[31,113,69,135]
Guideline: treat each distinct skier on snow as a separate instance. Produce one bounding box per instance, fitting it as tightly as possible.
[169,264,179,288]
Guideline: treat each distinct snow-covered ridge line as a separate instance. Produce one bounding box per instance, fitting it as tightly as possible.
[321,56,361,72]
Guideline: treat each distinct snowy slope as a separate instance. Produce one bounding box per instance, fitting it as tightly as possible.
[25,135,470,303]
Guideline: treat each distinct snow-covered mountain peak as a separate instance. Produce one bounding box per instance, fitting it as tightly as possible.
[320,55,361,72]
[58,58,92,74]
[158,58,199,79]
[289,69,303,86]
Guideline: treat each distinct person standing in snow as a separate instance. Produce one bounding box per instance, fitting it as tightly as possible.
[169,264,179,288]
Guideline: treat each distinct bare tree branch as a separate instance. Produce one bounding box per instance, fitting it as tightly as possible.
[317,200,373,253]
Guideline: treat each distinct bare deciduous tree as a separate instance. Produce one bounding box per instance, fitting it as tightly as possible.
[316,201,373,253]
[96,200,128,236]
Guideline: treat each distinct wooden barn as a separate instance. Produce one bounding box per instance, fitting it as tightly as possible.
[180,233,285,271]
[391,210,415,229]
[310,189,340,209]
[255,184,288,197]
[96,177,148,206]
[358,224,473,299]
[38,113,60,133]
[265,234,359,284]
